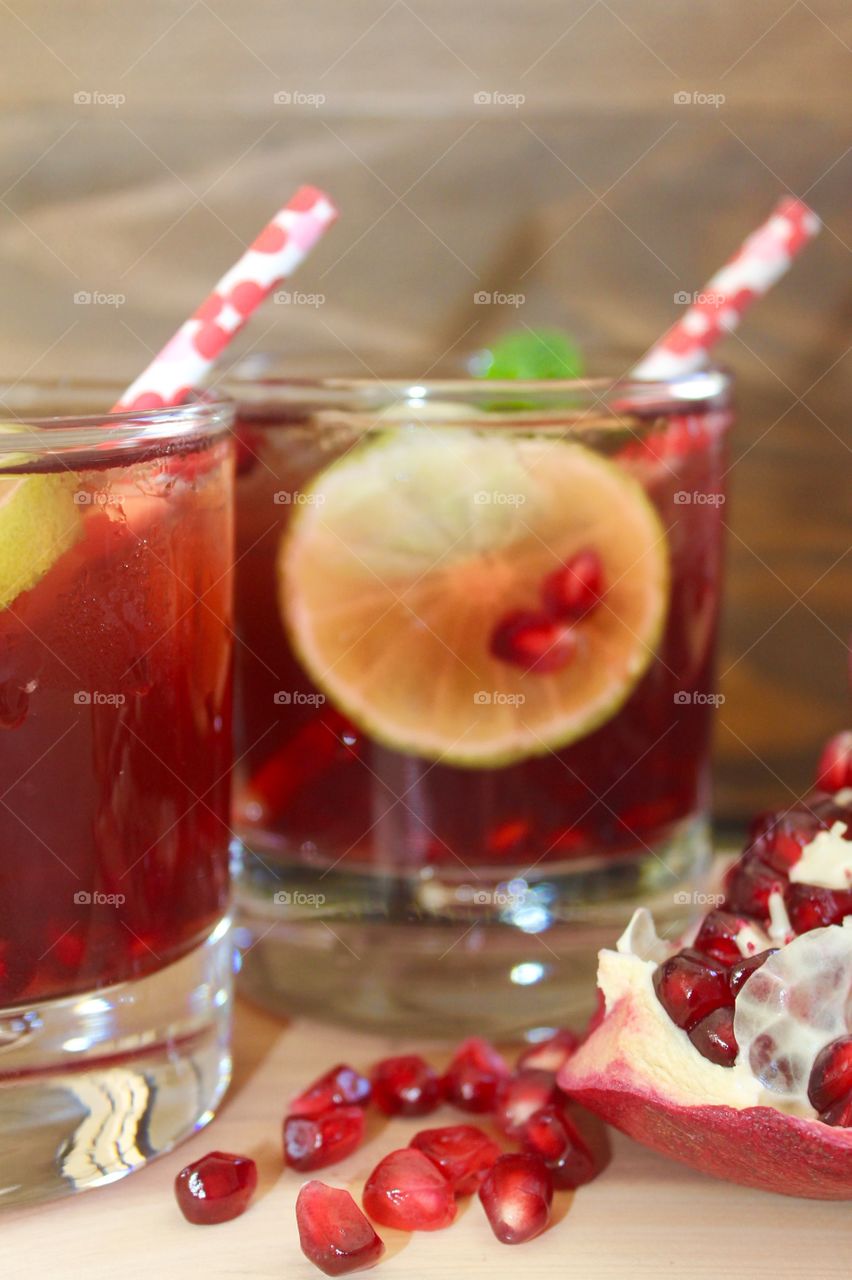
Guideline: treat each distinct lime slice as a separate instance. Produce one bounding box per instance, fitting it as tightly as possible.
[474,330,583,381]
[0,424,82,610]
[280,428,669,767]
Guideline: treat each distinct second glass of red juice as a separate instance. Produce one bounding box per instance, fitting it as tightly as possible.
[230,371,732,1035]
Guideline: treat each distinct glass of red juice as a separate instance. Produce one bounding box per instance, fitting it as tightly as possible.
[0,382,234,1204]
[229,370,732,1036]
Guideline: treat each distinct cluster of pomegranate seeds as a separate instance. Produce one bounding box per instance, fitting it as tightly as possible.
[489,548,605,675]
[520,1105,598,1189]
[174,1151,258,1225]
[808,1036,852,1126]
[370,1054,443,1116]
[815,731,852,793]
[289,1063,372,1118]
[478,1153,554,1244]
[296,1181,385,1276]
[362,1148,457,1231]
[284,1106,366,1172]
[443,1037,511,1112]
[410,1124,502,1193]
[494,1069,559,1137]
[652,949,733,1033]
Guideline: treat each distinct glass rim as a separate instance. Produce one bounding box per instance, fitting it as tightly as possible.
[0,378,234,459]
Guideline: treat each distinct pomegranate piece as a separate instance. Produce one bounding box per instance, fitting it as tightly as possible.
[370,1054,443,1117]
[362,1148,456,1231]
[520,1104,599,1188]
[478,1152,554,1244]
[808,1036,852,1113]
[410,1124,502,1194]
[815,731,852,793]
[494,1069,559,1137]
[284,1105,366,1171]
[728,948,777,996]
[692,909,756,965]
[289,1063,371,1119]
[652,949,733,1032]
[723,848,787,920]
[541,549,604,621]
[489,609,576,674]
[296,1180,384,1275]
[785,882,852,934]
[516,1028,580,1075]
[688,1006,738,1067]
[818,1096,852,1127]
[444,1036,511,1113]
[174,1150,257,1225]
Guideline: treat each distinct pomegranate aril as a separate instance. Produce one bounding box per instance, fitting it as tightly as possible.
[478,1152,553,1245]
[784,882,852,934]
[362,1148,456,1232]
[728,948,777,996]
[296,1180,384,1276]
[520,1104,599,1189]
[489,609,576,674]
[688,1005,738,1066]
[289,1063,371,1119]
[692,909,756,965]
[541,549,604,621]
[370,1054,443,1117]
[494,1070,559,1137]
[444,1036,511,1113]
[808,1035,852,1113]
[653,949,732,1032]
[410,1124,502,1195]
[516,1028,580,1076]
[723,849,786,920]
[284,1105,366,1171]
[818,1095,852,1127]
[174,1151,257,1225]
[815,731,852,793]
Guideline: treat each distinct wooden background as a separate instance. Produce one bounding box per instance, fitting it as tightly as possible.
[0,0,849,820]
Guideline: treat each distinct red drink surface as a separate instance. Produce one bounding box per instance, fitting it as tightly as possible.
[0,437,233,1006]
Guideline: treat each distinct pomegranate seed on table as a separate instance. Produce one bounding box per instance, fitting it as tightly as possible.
[520,1105,599,1189]
[516,1028,580,1075]
[174,1151,257,1225]
[296,1180,384,1276]
[688,1005,739,1066]
[692,909,758,965]
[362,1148,456,1231]
[489,609,577,674]
[444,1036,511,1113]
[284,1106,366,1171]
[815,731,852,793]
[808,1036,852,1113]
[728,948,777,995]
[494,1070,559,1137]
[410,1124,502,1194]
[370,1054,443,1117]
[785,882,852,934]
[652,949,733,1032]
[540,548,604,621]
[289,1063,372,1119]
[478,1152,554,1245]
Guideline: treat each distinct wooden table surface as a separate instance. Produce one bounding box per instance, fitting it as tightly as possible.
[2,998,848,1278]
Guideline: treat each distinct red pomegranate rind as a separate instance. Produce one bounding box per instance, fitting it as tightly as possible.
[444,1037,511,1113]
[410,1124,502,1194]
[289,1064,371,1119]
[284,1106,366,1171]
[362,1148,456,1231]
[370,1054,443,1117]
[493,1069,559,1137]
[174,1151,258,1225]
[559,996,852,1200]
[516,1028,580,1075]
[296,1180,384,1276]
[478,1152,554,1244]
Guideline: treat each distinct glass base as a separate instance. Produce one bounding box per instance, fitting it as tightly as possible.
[0,918,232,1207]
[235,818,711,1038]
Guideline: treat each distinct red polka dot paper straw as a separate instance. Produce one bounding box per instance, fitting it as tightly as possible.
[632,197,821,381]
[113,186,338,412]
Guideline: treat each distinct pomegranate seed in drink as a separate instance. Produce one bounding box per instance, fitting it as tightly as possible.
[692,909,757,965]
[494,1070,559,1137]
[489,610,577,674]
[784,883,852,934]
[516,1029,580,1076]
[688,1005,739,1066]
[478,1152,553,1244]
[284,1106,366,1171]
[370,1054,443,1117]
[653,949,732,1032]
[444,1037,511,1113]
[174,1151,257,1225]
[728,948,777,996]
[289,1064,371,1119]
[815,731,852,793]
[520,1105,599,1189]
[362,1148,456,1231]
[541,549,604,621]
[410,1124,502,1194]
[808,1036,852,1113]
[296,1180,384,1275]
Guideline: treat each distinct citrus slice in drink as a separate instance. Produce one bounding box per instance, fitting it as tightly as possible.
[0,424,82,610]
[280,427,669,767]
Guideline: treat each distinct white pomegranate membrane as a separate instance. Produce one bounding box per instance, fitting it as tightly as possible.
[606,790,852,1123]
